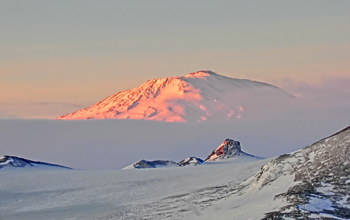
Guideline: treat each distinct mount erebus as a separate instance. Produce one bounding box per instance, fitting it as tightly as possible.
[57,70,293,122]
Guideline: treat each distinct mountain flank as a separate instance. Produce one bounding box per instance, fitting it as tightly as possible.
[58,70,293,122]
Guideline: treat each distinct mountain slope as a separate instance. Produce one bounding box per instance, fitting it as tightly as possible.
[57,70,293,122]
[202,125,350,219]
[107,126,350,220]
[252,125,350,219]
[0,155,71,169]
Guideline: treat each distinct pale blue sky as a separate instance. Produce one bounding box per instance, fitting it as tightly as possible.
[1,0,350,118]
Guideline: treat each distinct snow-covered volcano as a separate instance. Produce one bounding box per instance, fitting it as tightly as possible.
[57,70,293,122]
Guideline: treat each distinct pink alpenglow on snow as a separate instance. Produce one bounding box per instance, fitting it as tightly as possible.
[57,70,293,122]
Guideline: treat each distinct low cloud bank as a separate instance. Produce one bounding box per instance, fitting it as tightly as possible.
[0,114,348,169]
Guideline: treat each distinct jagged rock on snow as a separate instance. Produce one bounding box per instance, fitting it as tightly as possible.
[205,138,263,162]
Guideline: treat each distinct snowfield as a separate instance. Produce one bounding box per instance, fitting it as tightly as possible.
[0,158,268,220]
[1,126,349,219]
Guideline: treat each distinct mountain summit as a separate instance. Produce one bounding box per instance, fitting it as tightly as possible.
[57,70,292,122]
[205,138,262,161]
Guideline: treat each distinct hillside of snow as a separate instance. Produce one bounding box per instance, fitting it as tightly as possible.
[57,70,293,122]
[1,126,349,219]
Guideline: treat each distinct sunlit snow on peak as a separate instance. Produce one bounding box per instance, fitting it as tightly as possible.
[57,70,293,122]
[184,70,217,78]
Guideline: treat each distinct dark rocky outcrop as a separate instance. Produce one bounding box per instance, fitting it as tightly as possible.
[178,157,204,167]
[0,155,71,169]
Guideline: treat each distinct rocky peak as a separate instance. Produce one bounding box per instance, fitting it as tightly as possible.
[205,139,260,161]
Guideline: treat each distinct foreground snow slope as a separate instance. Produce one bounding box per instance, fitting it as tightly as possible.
[0,158,267,220]
[57,70,292,122]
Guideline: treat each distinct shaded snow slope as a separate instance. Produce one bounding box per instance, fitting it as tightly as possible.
[205,138,263,161]
[57,70,292,122]
[0,155,71,169]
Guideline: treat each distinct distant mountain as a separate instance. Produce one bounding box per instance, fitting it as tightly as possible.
[123,138,263,170]
[122,160,179,170]
[122,157,205,170]
[0,155,71,169]
[205,138,263,162]
[178,157,204,166]
[116,127,350,219]
[57,70,293,122]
